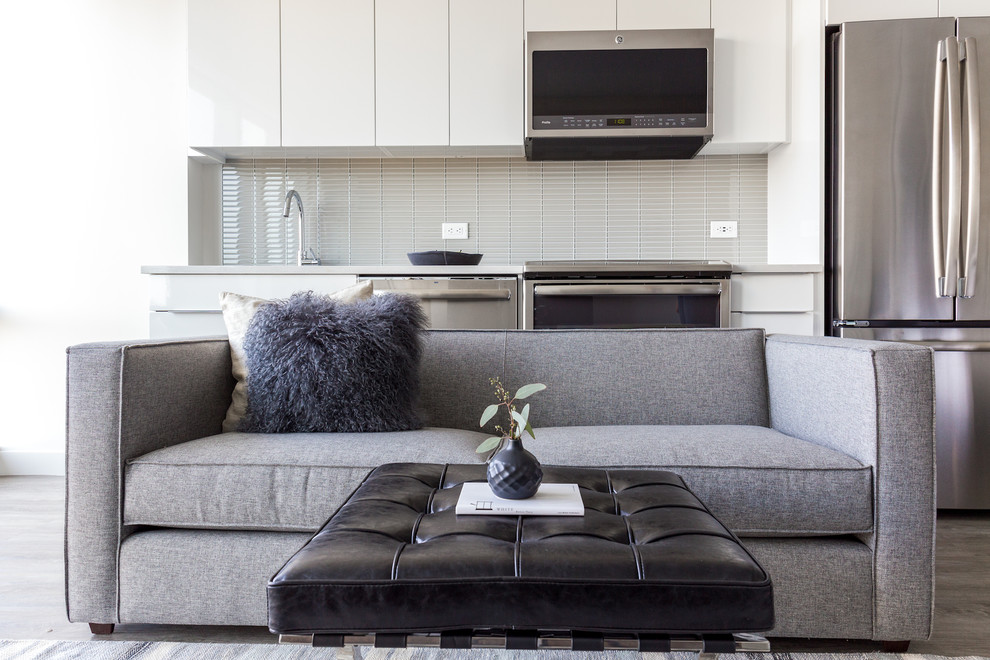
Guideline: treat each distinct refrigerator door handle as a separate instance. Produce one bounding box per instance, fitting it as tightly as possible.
[933,39,949,297]
[944,37,964,299]
[959,37,981,299]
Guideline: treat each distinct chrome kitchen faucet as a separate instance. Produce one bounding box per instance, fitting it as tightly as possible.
[282,189,321,266]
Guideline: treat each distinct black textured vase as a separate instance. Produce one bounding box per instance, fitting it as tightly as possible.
[487,438,543,499]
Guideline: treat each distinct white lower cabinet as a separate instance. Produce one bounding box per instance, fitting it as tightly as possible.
[149,273,359,338]
[730,272,817,336]
[151,312,229,338]
[731,312,817,336]
[732,273,814,312]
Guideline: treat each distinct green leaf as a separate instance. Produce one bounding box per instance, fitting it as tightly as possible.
[479,404,499,427]
[476,437,502,453]
[525,421,536,439]
[520,403,530,424]
[514,383,546,400]
[510,409,528,430]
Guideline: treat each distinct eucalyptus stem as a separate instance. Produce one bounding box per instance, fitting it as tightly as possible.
[476,378,547,455]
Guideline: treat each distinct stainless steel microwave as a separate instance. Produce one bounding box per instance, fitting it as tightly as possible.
[525,29,714,161]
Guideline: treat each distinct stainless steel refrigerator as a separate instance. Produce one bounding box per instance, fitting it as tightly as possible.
[828,17,990,509]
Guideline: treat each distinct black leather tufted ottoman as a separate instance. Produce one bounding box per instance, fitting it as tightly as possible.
[269,463,773,650]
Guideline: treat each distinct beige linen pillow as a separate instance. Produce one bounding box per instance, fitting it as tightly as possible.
[219,281,374,432]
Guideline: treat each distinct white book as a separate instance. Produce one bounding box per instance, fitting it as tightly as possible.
[455,482,585,516]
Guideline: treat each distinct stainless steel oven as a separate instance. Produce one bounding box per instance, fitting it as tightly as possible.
[522,260,731,330]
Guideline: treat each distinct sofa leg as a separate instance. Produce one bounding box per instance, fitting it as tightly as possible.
[89,623,115,635]
[882,641,910,652]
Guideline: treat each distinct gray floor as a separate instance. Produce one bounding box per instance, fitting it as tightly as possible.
[2,476,988,655]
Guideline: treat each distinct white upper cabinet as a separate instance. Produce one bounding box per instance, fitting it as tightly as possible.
[188,0,281,147]
[704,0,788,152]
[940,0,990,17]
[525,0,616,31]
[186,0,789,152]
[527,0,712,32]
[618,0,710,29]
[826,0,937,24]
[281,0,375,147]
[375,0,449,146]
[450,0,524,146]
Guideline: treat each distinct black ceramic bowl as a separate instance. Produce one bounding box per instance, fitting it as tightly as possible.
[407,251,483,266]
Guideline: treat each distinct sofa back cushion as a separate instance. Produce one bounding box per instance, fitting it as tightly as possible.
[419,328,770,431]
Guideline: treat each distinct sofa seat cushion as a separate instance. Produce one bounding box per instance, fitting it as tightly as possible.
[534,425,872,536]
[124,425,872,537]
[124,428,490,531]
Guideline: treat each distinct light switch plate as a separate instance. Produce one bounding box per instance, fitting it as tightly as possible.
[710,221,738,238]
[442,222,469,240]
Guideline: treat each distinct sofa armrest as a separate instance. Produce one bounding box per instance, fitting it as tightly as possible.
[65,337,233,624]
[765,334,935,641]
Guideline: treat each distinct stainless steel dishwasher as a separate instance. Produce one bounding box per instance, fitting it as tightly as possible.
[363,277,518,329]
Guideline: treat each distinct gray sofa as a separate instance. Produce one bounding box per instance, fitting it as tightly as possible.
[65,328,935,643]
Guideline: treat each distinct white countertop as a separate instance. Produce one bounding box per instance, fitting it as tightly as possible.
[142,264,524,276]
[143,263,821,276]
[730,263,822,273]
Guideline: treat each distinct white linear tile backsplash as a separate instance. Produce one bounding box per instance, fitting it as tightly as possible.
[221,155,767,265]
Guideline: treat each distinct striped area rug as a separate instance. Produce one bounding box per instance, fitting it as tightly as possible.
[1,640,989,660]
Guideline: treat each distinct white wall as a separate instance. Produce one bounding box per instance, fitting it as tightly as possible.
[0,1,188,474]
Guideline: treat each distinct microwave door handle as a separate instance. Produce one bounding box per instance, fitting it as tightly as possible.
[934,39,948,296]
[960,37,981,299]
[945,37,964,299]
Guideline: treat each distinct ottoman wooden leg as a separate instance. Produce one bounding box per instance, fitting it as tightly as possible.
[882,640,910,652]
[89,623,115,635]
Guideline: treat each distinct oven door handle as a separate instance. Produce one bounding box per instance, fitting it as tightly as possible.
[534,284,723,296]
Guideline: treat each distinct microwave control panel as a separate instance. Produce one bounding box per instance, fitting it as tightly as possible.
[533,114,706,129]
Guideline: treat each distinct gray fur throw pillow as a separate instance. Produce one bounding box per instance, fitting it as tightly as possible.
[239,291,427,433]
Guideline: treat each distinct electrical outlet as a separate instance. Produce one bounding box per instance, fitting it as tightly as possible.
[710,221,738,238]
[442,222,469,240]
